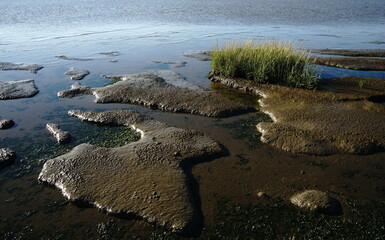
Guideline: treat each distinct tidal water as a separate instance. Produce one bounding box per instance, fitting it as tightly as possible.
[1,0,385,238]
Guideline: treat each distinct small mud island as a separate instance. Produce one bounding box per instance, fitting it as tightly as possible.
[58,70,254,117]
[210,41,385,155]
[0,62,43,74]
[0,79,39,99]
[310,49,385,71]
[39,110,225,234]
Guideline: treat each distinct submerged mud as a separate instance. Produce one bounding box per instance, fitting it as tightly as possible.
[210,75,385,155]
[183,51,212,61]
[38,110,225,234]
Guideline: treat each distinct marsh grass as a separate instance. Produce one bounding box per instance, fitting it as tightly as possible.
[211,40,319,89]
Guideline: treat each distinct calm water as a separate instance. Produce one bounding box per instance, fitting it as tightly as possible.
[1,0,385,56]
[1,0,385,238]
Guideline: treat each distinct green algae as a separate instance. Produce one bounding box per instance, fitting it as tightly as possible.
[217,113,272,148]
[211,82,259,107]
[0,118,140,179]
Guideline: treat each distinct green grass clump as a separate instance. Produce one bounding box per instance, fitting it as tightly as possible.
[211,40,319,89]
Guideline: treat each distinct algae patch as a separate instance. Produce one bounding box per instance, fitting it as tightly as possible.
[0,119,140,179]
[217,113,272,148]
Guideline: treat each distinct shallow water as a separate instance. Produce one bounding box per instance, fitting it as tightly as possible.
[1,0,385,238]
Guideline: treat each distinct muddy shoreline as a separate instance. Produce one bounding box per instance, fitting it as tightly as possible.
[1,48,385,238]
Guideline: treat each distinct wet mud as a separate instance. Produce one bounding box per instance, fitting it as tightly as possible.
[210,75,385,155]
[59,70,254,117]
[311,49,385,71]
[39,110,225,234]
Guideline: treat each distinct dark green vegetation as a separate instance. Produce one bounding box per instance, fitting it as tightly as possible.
[211,41,319,89]
[199,198,385,240]
[104,77,123,86]
[217,113,272,148]
[5,197,382,239]
[211,82,258,107]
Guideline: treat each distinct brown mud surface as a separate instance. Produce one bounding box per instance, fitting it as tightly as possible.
[59,70,253,117]
[310,48,385,71]
[39,110,225,234]
[210,75,385,155]
[310,49,385,57]
[313,57,385,71]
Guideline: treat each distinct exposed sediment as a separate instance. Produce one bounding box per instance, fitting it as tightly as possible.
[59,70,253,117]
[0,148,16,169]
[183,51,212,61]
[290,190,342,215]
[39,110,225,234]
[46,123,71,144]
[210,75,385,155]
[55,55,94,61]
[153,61,187,68]
[310,49,385,57]
[0,119,14,129]
[310,49,385,71]
[0,79,39,100]
[65,68,90,80]
[57,82,92,98]
[99,51,121,56]
[313,57,385,71]
[0,62,43,74]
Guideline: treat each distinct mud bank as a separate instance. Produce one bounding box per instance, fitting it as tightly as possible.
[314,57,385,71]
[65,68,90,80]
[310,49,385,71]
[0,62,43,73]
[0,79,39,99]
[0,119,14,129]
[39,110,225,234]
[59,70,253,117]
[0,148,16,169]
[310,49,385,57]
[210,75,385,155]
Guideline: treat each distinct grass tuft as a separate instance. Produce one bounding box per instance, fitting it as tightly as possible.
[211,40,319,89]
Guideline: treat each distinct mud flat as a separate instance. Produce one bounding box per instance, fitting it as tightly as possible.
[313,57,385,71]
[310,49,385,71]
[55,55,94,61]
[0,62,43,74]
[0,119,14,129]
[183,51,212,61]
[0,79,39,99]
[58,70,253,117]
[46,123,71,144]
[210,75,385,155]
[38,110,225,234]
[290,190,342,215]
[310,49,385,57]
[65,68,90,80]
[0,148,16,169]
